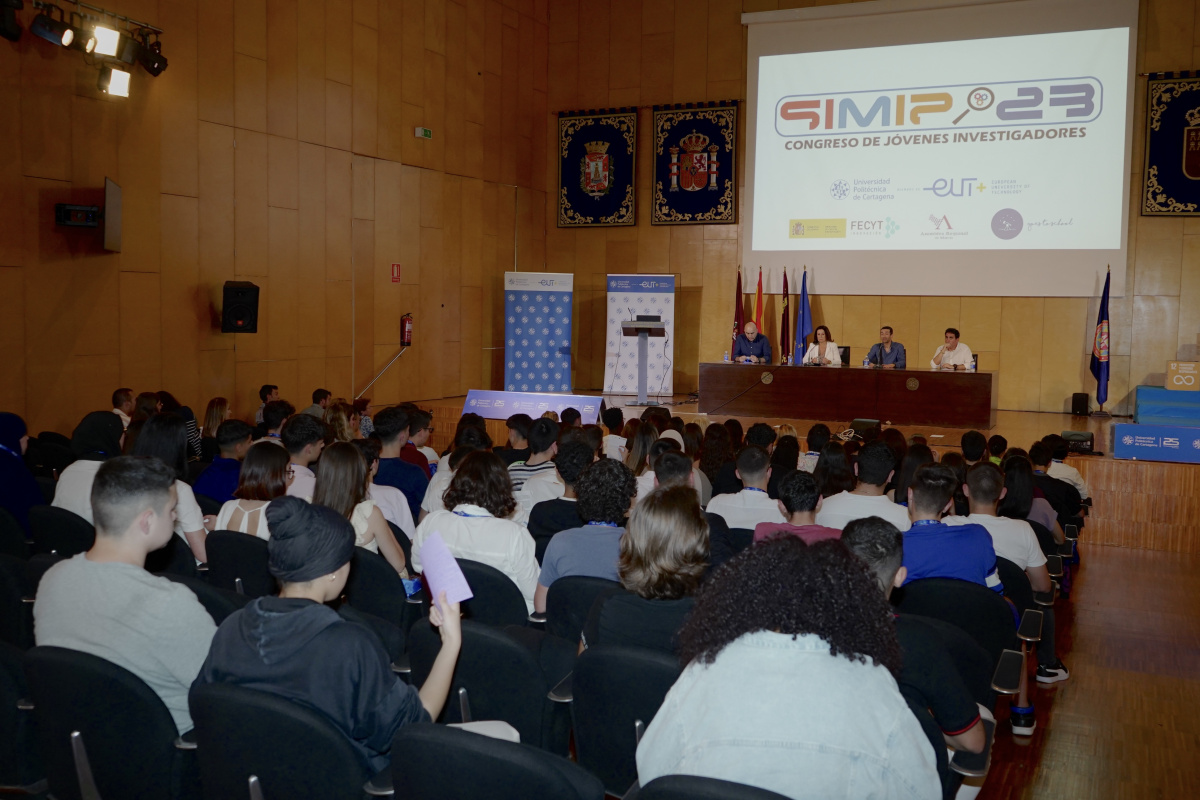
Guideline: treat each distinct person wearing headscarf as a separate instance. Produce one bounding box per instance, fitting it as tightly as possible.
[0,413,42,534]
[52,411,126,524]
[193,497,462,774]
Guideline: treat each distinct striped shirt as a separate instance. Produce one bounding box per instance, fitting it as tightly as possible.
[507,459,557,492]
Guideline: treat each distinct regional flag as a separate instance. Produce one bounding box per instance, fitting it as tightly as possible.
[754,267,764,329]
[1090,268,1111,407]
[781,270,791,362]
[733,269,744,345]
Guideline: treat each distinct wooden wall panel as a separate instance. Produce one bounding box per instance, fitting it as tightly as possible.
[266,0,299,139]
[159,0,200,199]
[198,0,235,127]
[118,272,162,389]
[0,268,26,415]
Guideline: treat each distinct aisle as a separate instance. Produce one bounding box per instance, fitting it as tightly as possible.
[980,544,1200,798]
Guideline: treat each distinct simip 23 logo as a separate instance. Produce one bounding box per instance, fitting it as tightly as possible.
[774,78,1102,137]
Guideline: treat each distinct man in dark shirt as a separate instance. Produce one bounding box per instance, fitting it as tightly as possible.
[732,321,771,364]
[192,419,253,503]
[527,441,591,562]
[711,422,777,497]
[901,464,1003,592]
[400,410,432,477]
[498,413,533,466]
[1030,441,1083,528]
[753,470,841,545]
[653,451,740,570]
[373,407,429,522]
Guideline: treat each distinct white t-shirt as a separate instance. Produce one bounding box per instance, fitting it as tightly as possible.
[945,513,1047,571]
[369,484,416,538]
[930,343,974,370]
[513,471,565,526]
[52,459,104,523]
[706,489,787,530]
[1047,460,1089,499]
[172,481,206,538]
[214,500,272,540]
[287,463,316,500]
[815,491,912,532]
[421,467,456,515]
[418,445,440,466]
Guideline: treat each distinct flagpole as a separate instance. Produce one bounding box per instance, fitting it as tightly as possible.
[1090,265,1112,418]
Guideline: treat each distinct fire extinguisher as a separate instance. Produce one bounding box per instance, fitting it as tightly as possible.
[401,313,414,347]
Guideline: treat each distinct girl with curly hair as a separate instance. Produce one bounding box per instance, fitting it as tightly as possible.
[636,538,939,799]
[411,450,540,613]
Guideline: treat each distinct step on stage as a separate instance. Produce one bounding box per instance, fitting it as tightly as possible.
[425,393,1200,556]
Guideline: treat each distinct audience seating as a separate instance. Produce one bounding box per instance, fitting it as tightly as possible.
[408,620,571,753]
[0,508,28,559]
[185,462,208,487]
[37,431,72,449]
[189,682,391,800]
[23,439,74,479]
[0,554,33,650]
[570,645,682,795]
[391,722,604,800]
[23,646,200,800]
[344,546,419,634]
[29,506,95,558]
[161,574,250,626]
[634,775,792,800]
[453,559,530,627]
[23,552,63,598]
[895,579,1022,668]
[385,521,413,567]
[145,535,201,578]
[191,493,223,517]
[995,558,1054,613]
[204,531,276,598]
[545,576,621,644]
[0,641,44,794]
[35,476,57,504]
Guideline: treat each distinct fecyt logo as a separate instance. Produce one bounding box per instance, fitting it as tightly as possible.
[775,77,1101,137]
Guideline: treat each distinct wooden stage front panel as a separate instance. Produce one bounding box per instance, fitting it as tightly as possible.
[697,363,997,429]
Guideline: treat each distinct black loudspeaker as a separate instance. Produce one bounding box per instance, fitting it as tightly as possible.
[221,281,259,333]
[1070,392,1089,416]
[1061,430,1095,454]
[850,418,881,440]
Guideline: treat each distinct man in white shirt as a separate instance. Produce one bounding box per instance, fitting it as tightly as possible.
[600,407,626,461]
[946,462,1067,685]
[34,457,217,734]
[930,327,974,371]
[111,387,134,429]
[707,446,786,530]
[281,414,326,499]
[815,441,912,532]
[299,388,331,419]
[255,384,279,425]
[1044,435,1090,499]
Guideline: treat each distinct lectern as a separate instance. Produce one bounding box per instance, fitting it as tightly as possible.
[621,316,666,406]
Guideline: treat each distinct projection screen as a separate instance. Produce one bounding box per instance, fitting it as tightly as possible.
[742,0,1139,296]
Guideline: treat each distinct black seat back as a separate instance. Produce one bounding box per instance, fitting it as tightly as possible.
[392,723,604,800]
[0,641,43,789]
[640,775,793,800]
[205,531,276,598]
[24,440,74,479]
[546,577,620,643]
[145,534,200,578]
[191,492,223,516]
[23,646,188,800]
[456,558,529,626]
[0,554,32,649]
[1027,520,1057,557]
[572,645,682,794]
[161,574,250,626]
[995,557,1038,616]
[345,546,408,624]
[189,682,369,800]
[894,578,1016,665]
[386,521,413,565]
[28,506,94,557]
[37,431,72,449]
[0,507,28,559]
[408,620,566,752]
[23,553,63,598]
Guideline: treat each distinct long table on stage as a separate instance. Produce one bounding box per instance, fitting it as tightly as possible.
[697,363,997,429]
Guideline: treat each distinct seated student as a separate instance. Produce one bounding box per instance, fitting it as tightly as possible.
[681,423,712,506]
[1042,435,1090,500]
[890,443,934,507]
[1029,441,1083,527]
[816,441,912,532]
[960,430,987,466]
[200,397,232,462]
[900,464,1002,592]
[582,485,708,655]
[624,423,659,478]
[711,422,777,497]
[799,423,831,473]
[706,445,787,531]
[998,453,1064,548]
[254,384,279,427]
[842,517,988,788]
[634,436,684,501]
[413,451,540,613]
[812,441,856,499]
[300,388,331,419]
[419,426,492,521]
[561,407,583,428]
[527,442,591,562]
[192,419,254,504]
[498,413,534,466]
[214,441,293,540]
[513,426,595,521]
[939,452,970,517]
[601,407,626,461]
[314,443,409,578]
[651,451,736,567]
[754,470,841,545]
[533,458,637,613]
[372,408,429,522]
[0,413,42,535]
[53,411,126,523]
[281,413,327,500]
[131,414,213,563]
[35,456,217,734]
[636,537,940,799]
[112,387,135,429]
[193,497,461,773]
[323,401,361,444]
[987,435,1008,465]
[766,435,801,499]
[947,463,1068,684]
[698,422,732,488]
[254,400,295,446]
[350,438,416,541]
[507,417,559,491]
[403,410,436,476]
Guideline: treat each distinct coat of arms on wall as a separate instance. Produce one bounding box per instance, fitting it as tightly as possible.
[652,101,738,225]
[558,109,637,227]
[1143,73,1200,215]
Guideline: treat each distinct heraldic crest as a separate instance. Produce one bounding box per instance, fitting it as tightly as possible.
[653,101,738,225]
[558,109,637,227]
[1143,72,1200,215]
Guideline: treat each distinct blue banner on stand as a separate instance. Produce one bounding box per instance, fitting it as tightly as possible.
[463,390,601,425]
[504,272,574,393]
[1113,423,1200,464]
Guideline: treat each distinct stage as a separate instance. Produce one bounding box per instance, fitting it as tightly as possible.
[424,393,1200,556]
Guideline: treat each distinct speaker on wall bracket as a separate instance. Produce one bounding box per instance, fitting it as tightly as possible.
[221,281,259,333]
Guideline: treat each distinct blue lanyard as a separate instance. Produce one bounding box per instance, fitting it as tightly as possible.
[744,487,766,494]
[453,510,490,518]
[911,519,940,527]
[0,443,20,459]
[586,521,619,527]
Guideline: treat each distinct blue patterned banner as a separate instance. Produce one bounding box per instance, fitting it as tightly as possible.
[557,109,637,227]
[652,101,737,225]
[462,390,601,425]
[1143,74,1200,215]
[1113,423,1200,464]
[504,272,573,393]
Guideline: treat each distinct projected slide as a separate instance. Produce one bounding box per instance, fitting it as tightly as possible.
[752,28,1129,253]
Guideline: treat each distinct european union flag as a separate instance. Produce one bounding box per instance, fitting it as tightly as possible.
[794,269,813,354]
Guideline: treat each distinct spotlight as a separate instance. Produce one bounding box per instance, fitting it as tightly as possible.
[92,23,120,56]
[133,31,166,76]
[98,65,130,98]
[0,0,23,43]
[67,13,95,53]
[30,5,73,48]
